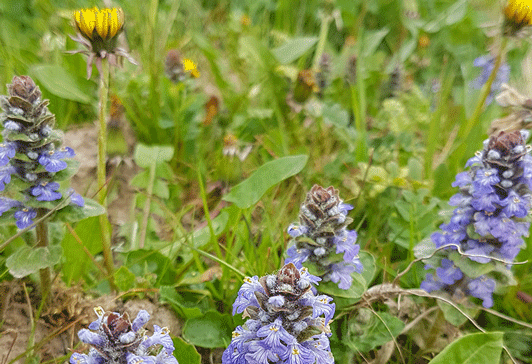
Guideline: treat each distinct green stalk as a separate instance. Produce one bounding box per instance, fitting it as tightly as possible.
[351,82,368,161]
[35,210,50,307]
[312,14,331,71]
[464,37,508,138]
[97,57,116,290]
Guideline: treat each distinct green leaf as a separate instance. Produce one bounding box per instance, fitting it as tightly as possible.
[223,155,308,209]
[428,332,503,364]
[62,216,102,284]
[362,28,390,58]
[349,310,405,353]
[126,250,177,286]
[53,197,106,223]
[182,310,233,348]
[114,266,136,291]
[449,251,495,278]
[30,64,90,103]
[133,144,174,168]
[173,337,201,364]
[272,37,318,64]
[6,245,61,278]
[159,286,203,319]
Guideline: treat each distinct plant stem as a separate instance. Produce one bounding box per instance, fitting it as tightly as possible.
[36,210,50,307]
[312,14,331,71]
[464,37,508,137]
[97,57,116,290]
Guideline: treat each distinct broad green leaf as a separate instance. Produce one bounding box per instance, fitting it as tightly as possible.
[272,37,318,64]
[134,144,174,168]
[30,64,90,103]
[53,197,106,222]
[223,155,308,209]
[349,310,405,353]
[445,0,467,25]
[114,266,136,291]
[182,310,233,348]
[322,103,349,128]
[62,216,102,284]
[428,332,503,364]
[173,337,201,364]
[6,245,62,278]
[159,286,203,319]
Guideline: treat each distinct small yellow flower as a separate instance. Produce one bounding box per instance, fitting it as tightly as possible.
[74,7,124,41]
[504,0,532,34]
[183,59,200,78]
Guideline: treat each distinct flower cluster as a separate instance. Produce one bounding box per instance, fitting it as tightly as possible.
[471,56,510,105]
[70,307,178,364]
[286,185,363,289]
[223,263,335,364]
[71,6,136,78]
[0,76,84,229]
[420,130,532,308]
[504,0,532,35]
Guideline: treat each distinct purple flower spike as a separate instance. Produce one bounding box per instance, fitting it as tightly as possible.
[71,307,178,363]
[0,142,16,166]
[471,56,510,105]
[14,207,37,229]
[223,264,335,364]
[0,165,15,191]
[31,181,62,201]
[0,197,21,215]
[420,131,532,309]
[285,185,363,289]
[38,146,75,173]
[131,310,150,332]
[468,276,496,308]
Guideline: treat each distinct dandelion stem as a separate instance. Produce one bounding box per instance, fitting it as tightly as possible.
[465,37,508,137]
[97,57,116,290]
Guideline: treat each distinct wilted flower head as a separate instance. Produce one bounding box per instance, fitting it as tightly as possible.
[223,263,335,364]
[504,0,532,35]
[0,76,84,229]
[70,306,178,364]
[286,185,363,290]
[165,49,200,83]
[292,70,318,104]
[420,130,532,308]
[70,6,136,78]
[471,56,510,105]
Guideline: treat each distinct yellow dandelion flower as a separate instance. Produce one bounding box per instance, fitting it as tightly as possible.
[70,6,135,78]
[504,0,532,34]
[183,58,200,78]
[74,7,124,41]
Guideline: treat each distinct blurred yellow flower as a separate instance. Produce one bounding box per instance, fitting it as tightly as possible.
[504,0,532,34]
[74,7,124,41]
[183,59,200,78]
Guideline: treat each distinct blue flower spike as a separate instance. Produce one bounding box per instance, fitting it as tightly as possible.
[223,263,335,364]
[285,185,363,290]
[421,130,532,308]
[70,307,178,364]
